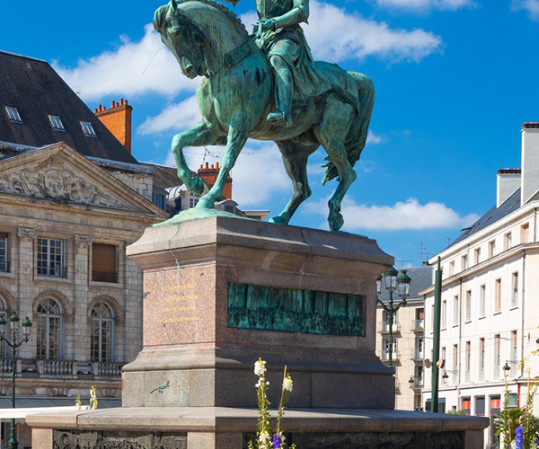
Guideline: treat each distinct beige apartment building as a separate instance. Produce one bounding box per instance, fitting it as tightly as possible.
[422,122,539,448]
[376,265,431,411]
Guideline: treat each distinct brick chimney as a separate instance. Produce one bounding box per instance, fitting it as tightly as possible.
[94,98,133,153]
[197,162,232,200]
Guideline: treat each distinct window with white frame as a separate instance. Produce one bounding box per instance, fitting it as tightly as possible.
[465,341,471,382]
[511,273,518,307]
[479,285,486,317]
[0,232,8,272]
[383,338,397,360]
[494,334,501,379]
[504,232,512,250]
[479,338,485,380]
[465,290,472,321]
[449,261,455,276]
[416,336,424,359]
[36,298,63,360]
[453,295,459,325]
[488,240,496,258]
[474,247,481,265]
[441,300,447,329]
[521,223,529,244]
[48,115,65,131]
[80,121,97,137]
[37,238,65,277]
[511,330,518,376]
[461,255,468,270]
[91,302,115,362]
[494,279,501,313]
[5,106,22,123]
[452,344,458,383]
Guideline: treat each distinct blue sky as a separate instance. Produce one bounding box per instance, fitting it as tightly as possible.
[3,0,539,268]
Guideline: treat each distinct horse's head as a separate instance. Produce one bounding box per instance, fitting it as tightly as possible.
[154,0,208,78]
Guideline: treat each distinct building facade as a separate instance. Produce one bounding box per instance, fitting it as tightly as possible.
[422,123,539,448]
[376,266,431,411]
[0,50,169,446]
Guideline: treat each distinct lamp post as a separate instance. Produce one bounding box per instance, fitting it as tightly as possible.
[376,267,411,368]
[0,313,32,449]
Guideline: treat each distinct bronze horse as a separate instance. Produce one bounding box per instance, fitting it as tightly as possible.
[154,0,374,230]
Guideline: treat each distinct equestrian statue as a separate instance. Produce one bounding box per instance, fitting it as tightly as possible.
[154,0,374,231]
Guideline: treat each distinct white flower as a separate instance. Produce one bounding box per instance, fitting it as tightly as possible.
[283,376,293,392]
[259,431,271,444]
[254,359,267,377]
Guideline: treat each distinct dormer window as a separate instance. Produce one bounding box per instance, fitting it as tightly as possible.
[5,106,22,123]
[80,121,96,137]
[49,115,65,131]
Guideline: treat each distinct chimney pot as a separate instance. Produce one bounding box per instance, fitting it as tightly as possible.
[120,98,124,105]
[205,162,209,169]
[216,162,219,169]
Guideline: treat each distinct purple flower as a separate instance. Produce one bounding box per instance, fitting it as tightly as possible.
[273,434,282,449]
[535,434,539,445]
[515,426,523,449]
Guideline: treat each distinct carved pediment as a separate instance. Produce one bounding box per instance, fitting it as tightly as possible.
[0,145,164,218]
[0,153,127,209]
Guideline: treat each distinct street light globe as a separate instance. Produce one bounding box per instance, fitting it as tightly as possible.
[385,267,398,290]
[21,317,32,337]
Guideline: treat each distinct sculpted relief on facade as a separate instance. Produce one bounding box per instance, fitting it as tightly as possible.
[0,155,131,210]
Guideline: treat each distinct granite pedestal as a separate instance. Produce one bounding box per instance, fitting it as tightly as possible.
[27,216,489,448]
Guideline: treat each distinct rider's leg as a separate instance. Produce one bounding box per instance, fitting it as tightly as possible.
[267,54,293,127]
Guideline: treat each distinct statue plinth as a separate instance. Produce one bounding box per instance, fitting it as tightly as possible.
[123,216,395,409]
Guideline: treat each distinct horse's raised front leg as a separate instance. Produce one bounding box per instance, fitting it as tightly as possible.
[269,139,316,225]
[314,102,357,231]
[196,110,252,209]
[171,121,218,195]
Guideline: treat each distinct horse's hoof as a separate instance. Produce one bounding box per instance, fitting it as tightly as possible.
[328,212,344,231]
[195,195,214,209]
[190,176,204,196]
[268,216,288,225]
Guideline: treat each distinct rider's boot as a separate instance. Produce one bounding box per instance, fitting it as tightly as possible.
[267,57,293,128]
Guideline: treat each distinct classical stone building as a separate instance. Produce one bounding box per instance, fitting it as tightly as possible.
[0,50,168,445]
[375,266,431,411]
[422,122,539,448]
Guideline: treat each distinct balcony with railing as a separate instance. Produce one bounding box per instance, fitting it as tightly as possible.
[410,348,424,361]
[412,319,424,332]
[409,377,423,389]
[0,359,124,379]
[93,362,124,377]
[378,321,400,334]
[382,351,399,362]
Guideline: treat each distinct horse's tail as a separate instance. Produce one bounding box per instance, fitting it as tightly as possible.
[322,72,374,184]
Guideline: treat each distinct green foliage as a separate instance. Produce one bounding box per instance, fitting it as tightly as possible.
[495,357,539,449]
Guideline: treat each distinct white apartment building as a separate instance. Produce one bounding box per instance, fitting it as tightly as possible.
[422,122,539,449]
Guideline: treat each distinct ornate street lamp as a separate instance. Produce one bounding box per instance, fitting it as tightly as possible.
[377,268,411,368]
[0,313,32,449]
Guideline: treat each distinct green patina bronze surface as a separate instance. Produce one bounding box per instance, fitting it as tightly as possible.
[228,282,365,336]
[154,0,374,231]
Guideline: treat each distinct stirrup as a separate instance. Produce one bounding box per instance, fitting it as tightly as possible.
[267,110,292,128]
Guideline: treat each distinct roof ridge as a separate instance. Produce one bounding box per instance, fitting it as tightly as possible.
[0,50,48,64]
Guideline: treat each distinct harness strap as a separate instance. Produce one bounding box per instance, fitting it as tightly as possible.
[224,37,257,68]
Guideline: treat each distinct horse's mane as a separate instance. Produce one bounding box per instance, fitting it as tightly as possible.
[155,0,249,40]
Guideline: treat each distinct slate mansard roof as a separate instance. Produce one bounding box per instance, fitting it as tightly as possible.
[0,51,138,165]
[449,188,522,248]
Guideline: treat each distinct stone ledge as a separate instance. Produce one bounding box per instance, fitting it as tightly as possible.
[26,406,490,434]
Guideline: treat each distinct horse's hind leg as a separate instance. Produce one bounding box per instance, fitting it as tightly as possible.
[269,139,317,225]
[171,121,219,195]
[314,102,357,231]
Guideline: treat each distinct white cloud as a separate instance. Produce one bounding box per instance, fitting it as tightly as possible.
[53,24,198,101]
[512,0,539,20]
[138,96,201,135]
[374,0,473,12]
[164,140,290,207]
[54,1,441,105]
[306,0,443,62]
[305,197,479,231]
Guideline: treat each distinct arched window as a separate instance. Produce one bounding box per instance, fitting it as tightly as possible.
[91,302,114,362]
[37,298,63,360]
[0,295,8,357]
